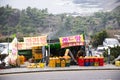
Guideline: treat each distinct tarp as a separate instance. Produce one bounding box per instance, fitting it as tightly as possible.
[45,42,61,49]
[59,34,84,48]
[1,37,18,59]
[9,37,18,59]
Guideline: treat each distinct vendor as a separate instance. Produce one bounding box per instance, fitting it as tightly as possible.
[76,48,85,60]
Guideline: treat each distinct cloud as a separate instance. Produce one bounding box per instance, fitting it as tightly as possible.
[0,0,120,14]
[72,0,120,11]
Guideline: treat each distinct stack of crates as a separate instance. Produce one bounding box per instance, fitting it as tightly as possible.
[32,46,43,63]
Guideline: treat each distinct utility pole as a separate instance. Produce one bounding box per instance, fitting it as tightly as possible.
[108,47,110,64]
[48,23,51,57]
[7,30,9,55]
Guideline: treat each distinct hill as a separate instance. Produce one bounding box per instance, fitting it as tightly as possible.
[0,5,120,42]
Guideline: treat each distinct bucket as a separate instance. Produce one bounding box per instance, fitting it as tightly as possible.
[65,59,70,67]
[94,62,99,66]
[78,58,84,66]
[56,63,61,67]
[19,55,25,65]
[99,57,104,66]
[48,58,56,67]
[94,58,99,66]
[61,59,66,67]
[84,58,90,66]
[84,62,90,66]
[56,58,61,67]
[89,58,94,66]
[115,61,120,66]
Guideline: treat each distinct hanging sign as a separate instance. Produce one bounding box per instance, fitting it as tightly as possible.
[17,42,26,50]
[59,35,84,48]
[22,36,47,49]
[16,36,47,50]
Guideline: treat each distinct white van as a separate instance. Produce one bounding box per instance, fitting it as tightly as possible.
[103,38,120,48]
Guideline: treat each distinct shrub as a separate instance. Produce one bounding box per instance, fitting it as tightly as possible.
[103,46,120,63]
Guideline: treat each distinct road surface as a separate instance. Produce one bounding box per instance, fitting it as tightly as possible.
[0,70,120,80]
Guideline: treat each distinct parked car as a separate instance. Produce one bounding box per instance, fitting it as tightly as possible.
[0,43,9,54]
[103,38,120,48]
[0,44,6,53]
[95,45,105,56]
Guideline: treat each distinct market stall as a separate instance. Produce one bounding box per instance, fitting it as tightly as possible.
[46,34,86,67]
[17,36,48,68]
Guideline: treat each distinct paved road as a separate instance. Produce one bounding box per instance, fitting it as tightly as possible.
[0,70,120,80]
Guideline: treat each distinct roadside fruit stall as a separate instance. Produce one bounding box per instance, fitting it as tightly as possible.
[18,34,86,68]
[47,34,85,67]
[17,36,47,68]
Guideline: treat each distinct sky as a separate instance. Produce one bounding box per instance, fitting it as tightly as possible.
[0,0,120,14]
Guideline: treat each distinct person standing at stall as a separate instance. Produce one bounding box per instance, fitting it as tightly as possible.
[88,44,92,56]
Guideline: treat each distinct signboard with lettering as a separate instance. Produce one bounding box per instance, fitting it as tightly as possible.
[59,35,84,48]
[23,36,48,49]
[17,36,47,50]
[9,37,18,60]
[17,42,26,50]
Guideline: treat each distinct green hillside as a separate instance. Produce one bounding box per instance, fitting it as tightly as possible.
[0,5,120,42]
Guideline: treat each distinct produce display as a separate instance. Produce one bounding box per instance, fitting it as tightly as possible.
[32,46,43,62]
[27,63,45,68]
[48,56,71,68]
[19,55,25,65]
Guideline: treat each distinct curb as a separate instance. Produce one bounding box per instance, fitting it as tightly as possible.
[0,66,120,75]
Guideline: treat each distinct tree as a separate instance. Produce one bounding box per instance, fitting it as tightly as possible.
[91,30,108,47]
